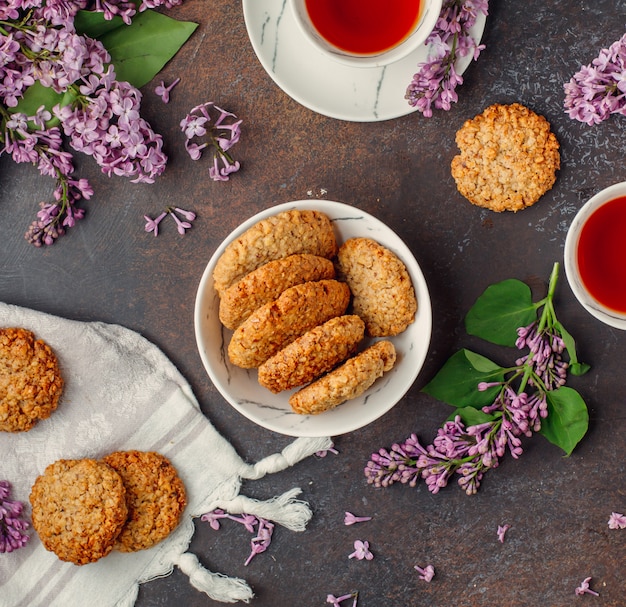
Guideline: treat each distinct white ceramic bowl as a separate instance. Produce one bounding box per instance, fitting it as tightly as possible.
[564,181,626,330]
[289,0,443,69]
[194,200,432,437]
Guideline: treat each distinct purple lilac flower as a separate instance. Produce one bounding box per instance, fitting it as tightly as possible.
[244,518,274,566]
[575,577,599,597]
[144,206,196,236]
[144,211,167,236]
[201,509,275,566]
[155,77,180,103]
[497,524,510,543]
[0,480,30,553]
[348,539,373,560]
[180,102,242,181]
[515,322,568,393]
[316,442,339,457]
[344,512,372,526]
[564,32,626,125]
[414,564,435,582]
[327,592,359,607]
[405,0,489,116]
[608,512,626,529]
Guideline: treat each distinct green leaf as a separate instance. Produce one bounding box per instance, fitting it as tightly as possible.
[448,406,498,426]
[74,9,128,39]
[465,279,537,347]
[422,349,505,409]
[74,1,142,38]
[98,10,198,88]
[12,83,78,128]
[554,320,590,376]
[540,387,589,456]
[13,82,64,118]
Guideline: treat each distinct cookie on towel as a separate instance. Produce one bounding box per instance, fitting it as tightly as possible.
[213,209,338,295]
[0,327,64,432]
[258,315,365,393]
[451,103,560,212]
[289,340,396,415]
[336,237,417,337]
[103,450,187,553]
[30,458,128,565]
[219,254,336,330]
[228,279,351,368]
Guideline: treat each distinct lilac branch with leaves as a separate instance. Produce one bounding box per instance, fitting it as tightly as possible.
[365,263,590,495]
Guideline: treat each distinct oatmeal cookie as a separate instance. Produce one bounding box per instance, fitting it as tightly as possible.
[213,209,338,295]
[219,254,336,330]
[0,327,64,432]
[289,340,396,415]
[336,238,417,337]
[228,279,351,368]
[451,103,560,212]
[30,458,128,565]
[258,315,365,393]
[103,450,187,553]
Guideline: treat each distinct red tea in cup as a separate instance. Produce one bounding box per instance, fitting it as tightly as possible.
[576,195,626,314]
[304,0,423,56]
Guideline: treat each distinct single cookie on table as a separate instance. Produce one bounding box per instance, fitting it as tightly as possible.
[289,340,396,415]
[336,237,417,337]
[451,102,560,212]
[258,314,365,393]
[30,458,128,565]
[103,450,187,553]
[0,327,64,432]
[212,209,338,295]
[228,279,351,369]
[219,254,336,330]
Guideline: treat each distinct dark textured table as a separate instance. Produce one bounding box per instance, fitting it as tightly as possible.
[1,1,625,606]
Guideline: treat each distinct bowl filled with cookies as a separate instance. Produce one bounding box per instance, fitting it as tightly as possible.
[194,200,432,437]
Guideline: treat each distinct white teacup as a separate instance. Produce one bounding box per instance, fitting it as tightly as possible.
[564,181,626,329]
[289,0,443,69]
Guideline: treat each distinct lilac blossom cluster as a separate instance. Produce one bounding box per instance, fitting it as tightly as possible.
[564,32,626,125]
[201,509,274,566]
[405,0,489,116]
[0,480,30,553]
[1,0,182,245]
[180,102,242,181]
[364,321,567,495]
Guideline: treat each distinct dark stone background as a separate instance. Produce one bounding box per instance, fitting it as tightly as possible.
[1,1,624,605]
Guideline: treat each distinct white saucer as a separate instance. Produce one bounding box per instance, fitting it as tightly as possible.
[194,200,432,437]
[242,0,487,122]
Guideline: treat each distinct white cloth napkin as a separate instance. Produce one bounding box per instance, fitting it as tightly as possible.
[0,302,331,606]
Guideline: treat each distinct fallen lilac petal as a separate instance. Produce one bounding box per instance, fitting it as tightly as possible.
[243,519,274,565]
[497,524,511,543]
[608,512,626,529]
[575,576,599,596]
[414,564,435,581]
[155,77,180,102]
[174,207,196,221]
[200,509,228,530]
[348,540,373,560]
[316,442,339,457]
[326,594,347,606]
[144,211,167,236]
[344,512,372,526]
